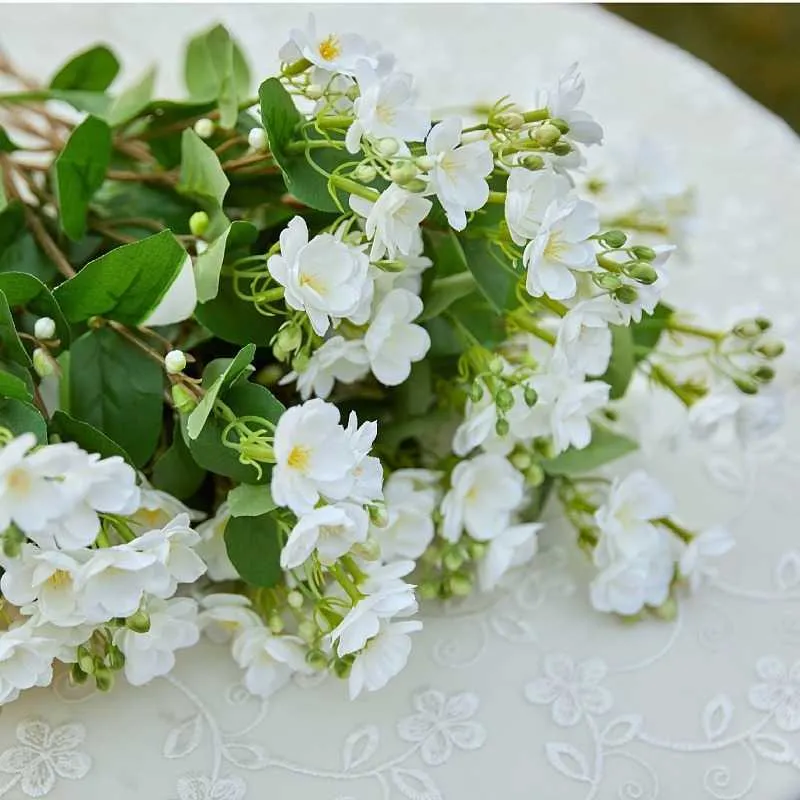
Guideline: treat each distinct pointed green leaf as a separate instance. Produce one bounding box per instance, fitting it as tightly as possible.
[542,426,638,477]
[601,325,635,400]
[0,369,33,403]
[105,67,156,127]
[227,483,276,518]
[632,302,674,362]
[50,45,120,92]
[195,220,258,303]
[224,512,282,587]
[0,397,46,443]
[460,236,521,313]
[0,272,70,346]
[50,409,133,464]
[151,428,206,500]
[177,129,230,211]
[0,290,30,367]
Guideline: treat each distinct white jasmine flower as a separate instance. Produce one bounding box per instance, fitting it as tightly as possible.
[594,470,675,561]
[679,526,734,592]
[350,185,432,262]
[536,64,603,146]
[364,288,430,386]
[377,469,441,560]
[523,196,599,300]
[343,412,384,505]
[425,117,493,230]
[348,620,422,699]
[452,388,501,457]
[281,336,370,400]
[231,626,309,698]
[130,481,201,533]
[554,295,622,377]
[345,62,430,154]
[477,522,543,592]
[281,502,369,569]
[114,597,200,686]
[504,168,569,246]
[195,502,237,582]
[440,454,525,543]
[198,594,262,645]
[688,390,785,448]
[268,216,372,336]
[373,248,432,297]
[280,14,375,76]
[271,398,356,515]
[0,623,55,703]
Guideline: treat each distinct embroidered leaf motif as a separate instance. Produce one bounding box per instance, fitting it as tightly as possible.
[545,742,590,782]
[390,767,442,800]
[222,742,268,770]
[751,734,795,764]
[490,612,537,643]
[163,714,203,759]
[177,774,246,800]
[701,694,734,740]
[600,715,643,747]
[776,551,800,590]
[342,725,379,771]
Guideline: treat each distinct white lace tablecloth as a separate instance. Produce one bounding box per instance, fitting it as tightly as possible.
[2,4,800,799]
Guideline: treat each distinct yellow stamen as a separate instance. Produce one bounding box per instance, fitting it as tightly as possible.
[46,570,71,589]
[287,445,311,472]
[299,272,325,293]
[544,231,565,261]
[6,468,30,495]
[318,34,341,62]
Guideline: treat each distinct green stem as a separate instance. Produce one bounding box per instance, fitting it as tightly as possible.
[253,286,285,304]
[329,174,380,202]
[487,191,506,204]
[313,114,353,130]
[667,321,724,342]
[341,554,367,583]
[329,563,363,603]
[655,517,694,543]
[282,58,312,77]
[522,108,549,123]
[508,309,556,345]
[650,363,694,407]
[285,139,339,154]
[536,296,568,318]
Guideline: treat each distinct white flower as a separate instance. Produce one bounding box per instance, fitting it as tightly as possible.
[268,216,372,336]
[504,168,569,246]
[343,412,384,504]
[364,288,430,386]
[348,620,421,699]
[129,482,201,533]
[452,388,502,457]
[114,596,199,686]
[594,470,675,561]
[554,295,622,377]
[748,656,800,732]
[688,390,785,448]
[281,336,370,400]
[373,236,432,298]
[679,526,734,592]
[350,185,432,262]
[536,64,603,146]
[525,654,612,726]
[281,502,369,569]
[271,398,356,515]
[198,594,261,645]
[425,117,493,230]
[523,196,598,300]
[345,62,430,154]
[377,469,441,560]
[477,522,542,592]
[440,454,525,543]
[0,624,55,703]
[195,502,237,582]
[612,245,673,325]
[231,626,309,698]
[280,14,374,76]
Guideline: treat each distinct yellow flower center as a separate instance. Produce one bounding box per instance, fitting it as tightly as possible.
[318,35,341,62]
[299,272,325,293]
[6,468,30,495]
[287,445,311,472]
[544,231,565,262]
[376,104,396,126]
[133,507,166,529]
[46,570,71,589]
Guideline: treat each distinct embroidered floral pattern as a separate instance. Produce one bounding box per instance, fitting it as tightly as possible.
[747,656,800,732]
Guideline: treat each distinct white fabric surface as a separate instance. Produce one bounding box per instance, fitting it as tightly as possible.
[2,4,800,799]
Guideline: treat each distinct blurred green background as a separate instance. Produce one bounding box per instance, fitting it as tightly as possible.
[605,4,800,132]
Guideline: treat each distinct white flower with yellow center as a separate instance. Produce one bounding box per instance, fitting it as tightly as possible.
[425,117,494,231]
[270,398,357,515]
[377,469,441,561]
[0,622,56,703]
[280,336,370,400]
[268,216,373,337]
[504,168,570,247]
[129,481,202,534]
[198,594,262,645]
[343,412,384,505]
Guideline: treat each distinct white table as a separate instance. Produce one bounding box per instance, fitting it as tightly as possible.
[1,4,800,799]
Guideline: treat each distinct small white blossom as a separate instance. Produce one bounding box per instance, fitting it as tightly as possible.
[452,388,502,457]
[377,469,441,561]
[477,522,543,592]
[679,526,734,592]
[554,295,622,378]
[440,454,525,543]
[164,350,186,375]
[231,625,309,698]
[280,14,375,76]
[348,620,422,699]
[425,117,493,230]
[343,413,384,505]
[268,216,372,336]
[364,288,430,386]
[536,64,603,146]
[0,623,55,703]
[280,336,370,400]
[350,184,432,262]
[33,317,56,340]
[688,390,785,448]
[504,168,569,246]
[130,482,201,533]
[195,502,237,582]
[198,594,262,645]
[281,502,369,569]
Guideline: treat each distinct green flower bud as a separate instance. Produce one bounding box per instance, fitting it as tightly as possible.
[32,348,53,378]
[628,262,658,285]
[525,462,546,487]
[171,384,198,415]
[755,317,772,331]
[305,648,328,670]
[126,609,151,634]
[306,84,324,100]
[353,163,377,183]
[510,451,532,471]
[368,502,389,528]
[443,549,464,572]
[467,540,488,559]
[333,658,352,679]
[489,355,505,375]
[33,316,56,340]
[70,662,88,685]
[521,154,545,171]
[449,573,473,597]
[496,111,524,130]
[734,376,759,395]
[164,349,187,375]
[404,178,428,193]
[630,245,657,262]
[495,418,510,437]
[733,320,762,339]
[523,385,538,407]
[106,645,125,671]
[651,596,678,621]
[94,666,114,692]
[298,619,317,644]
[268,613,284,634]
[2,525,24,559]
[756,341,785,359]
[415,155,436,171]
[600,230,627,248]
[469,382,484,403]
[189,211,210,238]
[291,352,310,373]
[377,138,400,157]
[495,388,514,412]
[276,324,303,354]
[614,285,639,305]
[389,161,418,185]
[551,141,572,157]
[534,123,561,147]
[594,272,623,292]
[418,581,440,600]
[193,118,214,139]
[753,365,775,383]
[77,645,95,675]
[255,365,284,387]
[549,117,570,134]
[287,590,304,610]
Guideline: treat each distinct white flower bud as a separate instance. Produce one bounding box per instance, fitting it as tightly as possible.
[306,84,324,100]
[377,138,400,157]
[248,127,267,151]
[164,350,187,375]
[33,317,56,340]
[415,155,436,171]
[287,590,304,609]
[193,118,215,139]
[32,348,53,377]
[389,161,418,185]
[353,163,377,183]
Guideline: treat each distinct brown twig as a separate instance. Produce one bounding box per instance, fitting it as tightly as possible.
[222,152,274,172]
[106,168,177,186]
[215,136,248,157]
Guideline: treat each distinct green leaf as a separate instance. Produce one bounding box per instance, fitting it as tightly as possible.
[54,115,112,241]
[186,344,256,440]
[0,272,70,346]
[420,272,477,321]
[426,292,507,357]
[224,512,282,587]
[0,126,20,154]
[0,290,30,367]
[68,327,164,467]
[395,360,434,417]
[542,426,638,477]
[227,483,276,518]
[49,409,133,464]
[0,397,46,443]
[631,302,674,362]
[259,77,352,212]
[92,181,195,234]
[50,45,120,92]
[105,67,156,127]
[54,230,187,325]
[459,236,521,313]
[151,429,206,500]
[0,369,33,402]
[0,204,58,282]
[601,325,635,400]
[177,129,230,213]
[195,220,258,303]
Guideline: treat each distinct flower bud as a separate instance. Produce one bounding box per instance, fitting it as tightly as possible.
[171,384,198,414]
[276,324,303,355]
[305,648,328,670]
[94,667,114,692]
[734,376,759,395]
[403,178,428,193]
[630,245,656,262]
[389,161,418,185]
[469,382,484,403]
[377,138,400,157]
[496,111,524,130]
[77,645,95,675]
[443,549,463,572]
[525,462,545,487]
[521,154,545,171]
[287,590,304,609]
[495,418,510,437]
[534,123,561,147]
[415,154,436,171]
[595,273,623,292]
[488,355,505,375]
[247,127,268,151]
[268,613,284,634]
[757,341,784,359]
[126,609,151,634]
[32,348,53,378]
[755,317,771,331]
[495,387,514,412]
[333,657,352,678]
[614,285,639,305]
[551,141,572,157]
[298,619,317,644]
[189,211,210,238]
[651,596,678,621]
[368,502,389,528]
[600,230,627,248]
[733,320,761,339]
[448,573,472,597]
[70,662,88,685]
[193,118,215,139]
[164,349,187,375]
[106,645,125,671]
[523,385,538,407]
[255,364,284,387]
[753,365,775,383]
[418,581,440,601]
[34,316,56,340]
[467,540,487,559]
[549,117,570,134]
[353,163,377,183]
[628,262,658,285]
[510,451,532,471]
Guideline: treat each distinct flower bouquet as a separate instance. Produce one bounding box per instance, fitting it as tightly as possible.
[0,17,784,705]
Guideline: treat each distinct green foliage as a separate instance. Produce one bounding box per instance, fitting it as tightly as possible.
[459,236,520,313]
[177,129,230,212]
[105,67,156,127]
[151,427,206,500]
[0,290,31,367]
[542,426,638,477]
[0,204,58,282]
[227,483,276,518]
[195,220,258,303]
[224,512,283,587]
[0,126,20,153]
[49,410,133,464]
[50,45,121,92]
[0,368,33,403]
[631,302,674,361]
[0,272,69,346]
[0,397,47,443]
[601,325,636,400]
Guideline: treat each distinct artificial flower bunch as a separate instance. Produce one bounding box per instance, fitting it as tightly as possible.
[0,17,785,705]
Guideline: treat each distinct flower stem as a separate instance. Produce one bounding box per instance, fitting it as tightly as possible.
[329,563,363,603]
[282,58,312,77]
[329,174,380,202]
[487,191,506,204]
[655,516,694,543]
[667,320,724,342]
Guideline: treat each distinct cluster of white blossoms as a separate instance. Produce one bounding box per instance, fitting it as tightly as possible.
[0,434,207,704]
